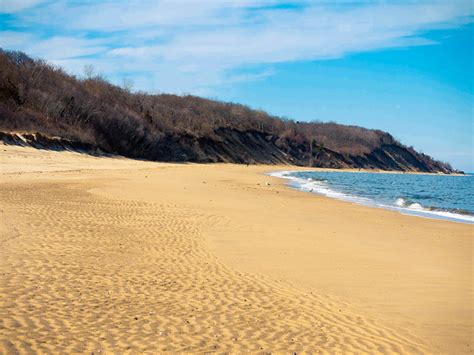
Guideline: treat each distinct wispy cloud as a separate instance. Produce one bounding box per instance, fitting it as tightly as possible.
[0,0,46,13]
[1,0,472,93]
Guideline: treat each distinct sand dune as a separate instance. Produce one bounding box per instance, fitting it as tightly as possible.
[1,146,472,353]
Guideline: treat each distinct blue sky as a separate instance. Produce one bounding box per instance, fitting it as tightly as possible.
[1,0,473,171]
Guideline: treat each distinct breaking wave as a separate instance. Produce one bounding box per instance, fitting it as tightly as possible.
[269,170,474,224]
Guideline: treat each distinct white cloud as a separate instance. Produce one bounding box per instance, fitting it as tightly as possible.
[28,36,108,60]
[0,0,45,13]
[2,0,473,93]
[20,0,273,31]
[0,31,33,48]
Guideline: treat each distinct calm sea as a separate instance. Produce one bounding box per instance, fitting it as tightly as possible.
[270,170,474,224]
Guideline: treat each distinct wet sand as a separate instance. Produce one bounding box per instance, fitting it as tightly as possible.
[1,145,472,353]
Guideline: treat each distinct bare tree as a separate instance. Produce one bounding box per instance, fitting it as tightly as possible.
[122,78,134,93]
[83,64,95,79]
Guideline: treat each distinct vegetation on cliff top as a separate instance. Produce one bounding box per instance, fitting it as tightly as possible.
[0,49,456,173]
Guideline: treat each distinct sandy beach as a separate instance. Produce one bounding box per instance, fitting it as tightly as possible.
[1,146,472,353]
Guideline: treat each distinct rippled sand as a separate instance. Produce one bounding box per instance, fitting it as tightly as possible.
[1,145,472,353]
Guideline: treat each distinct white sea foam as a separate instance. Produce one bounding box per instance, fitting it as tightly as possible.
[268,170,474,224]
[268,171,371,206]
[395,197,406,207]
[408,202,423,211]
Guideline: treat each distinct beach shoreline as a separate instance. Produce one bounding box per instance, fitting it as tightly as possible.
[1,146,472,353]
[267,169,473,224]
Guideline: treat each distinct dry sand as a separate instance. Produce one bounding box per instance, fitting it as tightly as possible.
[1,145,472,353]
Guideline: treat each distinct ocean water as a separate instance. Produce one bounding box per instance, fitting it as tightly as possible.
[269,170,474,224]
